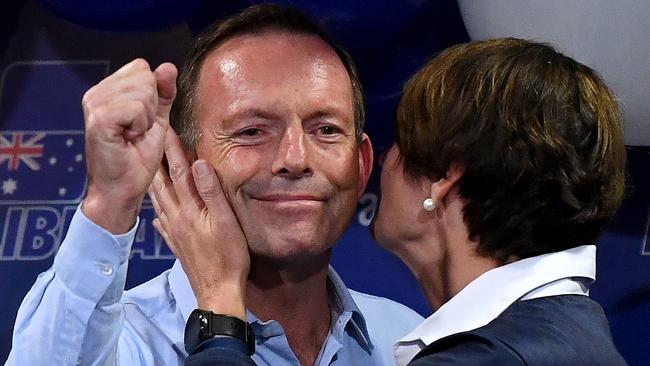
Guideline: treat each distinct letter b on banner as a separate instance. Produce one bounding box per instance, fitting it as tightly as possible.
[1,207,60,260]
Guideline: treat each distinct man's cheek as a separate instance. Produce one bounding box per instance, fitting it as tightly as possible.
[329,161,359,190]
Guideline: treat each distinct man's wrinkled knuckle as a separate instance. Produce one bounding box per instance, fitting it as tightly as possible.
[198,184,221,200]
[168,163,187,182]
[145,72,157,90]
[81,89,95,109]
[86,106,108,127]
[142,82,156,102]
[131,58,150,71]
[131,100,147,115]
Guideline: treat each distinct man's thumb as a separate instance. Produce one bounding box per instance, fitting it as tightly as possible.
[154,62,178,121]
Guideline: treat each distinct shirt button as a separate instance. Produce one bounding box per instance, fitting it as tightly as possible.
[98,263,113,276]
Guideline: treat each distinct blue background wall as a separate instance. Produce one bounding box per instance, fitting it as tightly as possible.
[1,1,648,364]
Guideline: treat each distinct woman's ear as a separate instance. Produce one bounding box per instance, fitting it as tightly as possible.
[430,163,464,209]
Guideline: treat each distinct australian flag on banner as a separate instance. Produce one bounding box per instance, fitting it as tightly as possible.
[1,131,86,202]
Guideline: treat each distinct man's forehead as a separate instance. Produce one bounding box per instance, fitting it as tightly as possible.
[194,31,353,104]
[200,31,346,80]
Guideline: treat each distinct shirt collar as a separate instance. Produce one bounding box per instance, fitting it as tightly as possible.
[168,261,371,348]
[326,266,372,349]
[395,245,596,361]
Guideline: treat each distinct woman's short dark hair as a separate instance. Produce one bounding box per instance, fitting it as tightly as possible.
[171,4,365,148]
[396,37,626,263]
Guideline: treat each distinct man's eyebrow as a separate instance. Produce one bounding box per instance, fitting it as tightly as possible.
[221,109,279,126]
[220,107,352,127]
[303,108,350,123]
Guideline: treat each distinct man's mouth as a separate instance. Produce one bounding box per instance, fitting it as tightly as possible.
[255,194,324,202]
[252,194,325,212]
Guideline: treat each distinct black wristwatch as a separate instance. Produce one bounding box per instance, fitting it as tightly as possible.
[184,309,255,355]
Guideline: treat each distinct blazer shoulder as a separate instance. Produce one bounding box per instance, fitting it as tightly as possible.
[411,332,525,366]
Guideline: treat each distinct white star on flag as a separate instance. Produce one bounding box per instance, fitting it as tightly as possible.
[2,178,17,195]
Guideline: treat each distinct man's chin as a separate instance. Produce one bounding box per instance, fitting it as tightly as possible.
[249,246,332,270]
[248,235,333,266]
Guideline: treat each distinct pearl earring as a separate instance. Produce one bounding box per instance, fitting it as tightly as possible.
[423,198,436,212]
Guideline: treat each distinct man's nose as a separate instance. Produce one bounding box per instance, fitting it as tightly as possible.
[271,127,313,178]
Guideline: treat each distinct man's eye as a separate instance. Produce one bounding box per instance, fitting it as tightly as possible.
[319,125,339,135]
[239,128,261,137]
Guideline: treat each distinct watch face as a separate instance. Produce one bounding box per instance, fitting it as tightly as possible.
[184,309,205,353]
[198,313,210,337]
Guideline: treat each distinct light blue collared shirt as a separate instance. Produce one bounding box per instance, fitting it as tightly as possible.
[7,206,423,365]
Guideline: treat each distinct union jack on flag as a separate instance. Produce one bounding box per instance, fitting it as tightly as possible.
[0,132,45,171]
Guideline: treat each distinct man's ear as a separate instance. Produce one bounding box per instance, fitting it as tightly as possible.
[430,163,463,209]
[357,133,374,198]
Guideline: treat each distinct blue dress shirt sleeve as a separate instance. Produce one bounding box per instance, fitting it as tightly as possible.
[7,205,139,366]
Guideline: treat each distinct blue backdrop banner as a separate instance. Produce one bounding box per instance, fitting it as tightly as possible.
[1,1,648,365]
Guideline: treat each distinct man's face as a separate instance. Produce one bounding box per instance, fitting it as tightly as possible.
[194,32,372,264]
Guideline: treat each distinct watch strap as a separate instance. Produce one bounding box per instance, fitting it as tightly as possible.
[185,309,255,355]
[201,313,248,341]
